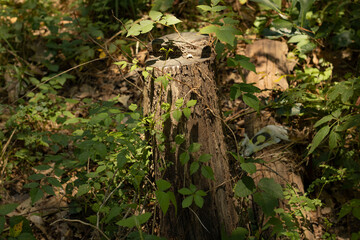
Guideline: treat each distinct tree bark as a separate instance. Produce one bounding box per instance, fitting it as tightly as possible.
[143,32,237,240]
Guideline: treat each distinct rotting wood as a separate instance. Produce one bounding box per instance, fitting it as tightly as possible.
[143,32,237,240]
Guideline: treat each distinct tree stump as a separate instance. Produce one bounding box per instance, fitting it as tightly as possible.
[243,39,316,239]
[143,32,237,240]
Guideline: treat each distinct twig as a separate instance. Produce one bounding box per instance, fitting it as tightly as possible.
[0,128,17,181]
[188,207,210,233]
[50,218,110,240]
[15,57,105,104]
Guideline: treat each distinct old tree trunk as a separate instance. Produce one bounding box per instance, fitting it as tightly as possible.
[143,32,237,239]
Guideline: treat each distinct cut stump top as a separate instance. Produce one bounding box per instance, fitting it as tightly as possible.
[146,32,213,68]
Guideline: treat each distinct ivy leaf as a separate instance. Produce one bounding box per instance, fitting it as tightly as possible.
[175,98,184,108]
[178,187,192,195]
[234,176,256,197]
[194,194,204,208]
[198,154,212,163]
[173,109,182,122]
[190,162,200,175]
[186,99,197,107]
[183,107,191,119]
[189,143,201,153]
[308,125,330,155]
[156,179,172,191]
[155,190,170,215]
[201,165,214,180]
[182,195,193,208]
[180,152,190,165]
[116,212,152,228]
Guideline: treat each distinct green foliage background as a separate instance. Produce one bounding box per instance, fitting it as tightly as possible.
[0,0,360,239]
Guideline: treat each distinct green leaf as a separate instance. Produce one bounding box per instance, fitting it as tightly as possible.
[162,14,182,25]
[189,143,201,153]
[215,25,241,46]
[194,194,204,208]
[129,104,137,111]
[338,203,352,219]
[0,215,5,234]
[229,227,248,240]
[47,177,62,188]
[353,207,360,220]
[156,179,171,191]
[241,162,256,174]
[198,154,212,163]
[338,114,360,131]
[77,184,91,197]
[175,134,185,145]
[201,165,214,180]
[42,185,55,196]
[250,0,282,13]
[175,98,184,108]
[199,24,219,34]
[28,174,45,181]
[190,162,200,175]
[30,188,44,204]
[197,5,213,12]
[187,99,197,107]
[180,152,190,165]
[183,107,191,119]
[117,151,128,169]
[173,109,182,121]
[152,0,174,12]
[126,23,141,37]
[314,115,334,128]
[0,203,18,215]
[329,130,340,150]
[178,187,192,195]
[243,93,260,112]
[116,212,152,228]
[149,10,163,21]
[94,142,107,158]
[271,19,293,30]
[298,0,315,27]
[308,125,330,155]
[288,34,309,43]
[253,192,278,216]
[139,20,154,34]
[234,176,256,197]
[258,178,283,199]
[182,195,193,208]
[211,5,227,12]
[33,165,52,171]
[23,182,39,189]
[156,190,170,215]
